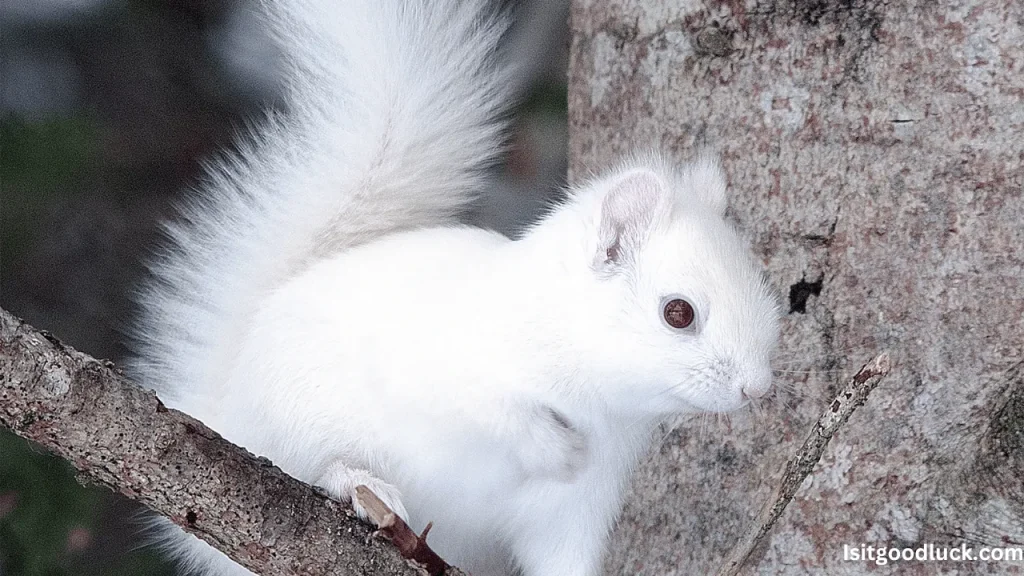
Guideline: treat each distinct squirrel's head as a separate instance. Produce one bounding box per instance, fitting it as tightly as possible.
[537,154,780,415]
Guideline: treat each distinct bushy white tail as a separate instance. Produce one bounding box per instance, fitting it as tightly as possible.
[130,0,511,404]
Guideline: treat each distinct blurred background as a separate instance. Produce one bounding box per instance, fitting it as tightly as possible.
[0,0,568,573]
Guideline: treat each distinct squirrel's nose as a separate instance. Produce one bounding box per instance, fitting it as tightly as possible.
[741,385,766,400]
[740,366,773,400]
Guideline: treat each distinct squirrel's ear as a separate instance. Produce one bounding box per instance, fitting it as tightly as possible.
[683,156,729,217]
[596,169,669,269]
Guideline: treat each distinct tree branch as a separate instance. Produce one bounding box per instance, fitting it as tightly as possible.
[715,352,892,576]
[356,487,449,576]
[0,307,465,576]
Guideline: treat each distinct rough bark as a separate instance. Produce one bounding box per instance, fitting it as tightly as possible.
[569,0,1024,574]
[0,307,462,576]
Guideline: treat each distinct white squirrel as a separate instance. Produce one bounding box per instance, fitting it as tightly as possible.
[129,0,781,575]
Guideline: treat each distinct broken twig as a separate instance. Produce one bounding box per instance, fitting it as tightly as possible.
[355,485,457,576]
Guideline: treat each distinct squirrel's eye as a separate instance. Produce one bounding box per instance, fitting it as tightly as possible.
[663,298,695,330]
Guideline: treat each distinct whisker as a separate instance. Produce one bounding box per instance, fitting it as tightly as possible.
[773,342,861,358]
[656,421,679,448]
[748,396,765,423]
[771,379,812,397]
[772,368,843,375]
[762,384,813,421]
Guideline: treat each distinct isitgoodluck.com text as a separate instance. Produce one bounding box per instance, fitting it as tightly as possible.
[844,543,1024,566]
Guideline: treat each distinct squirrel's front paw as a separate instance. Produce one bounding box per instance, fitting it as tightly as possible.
[315,463,409,523]
[515,405,588,482]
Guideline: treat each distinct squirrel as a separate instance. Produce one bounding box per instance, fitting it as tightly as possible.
[129,0,781,575]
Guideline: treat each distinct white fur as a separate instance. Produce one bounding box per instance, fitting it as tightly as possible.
[129,2,781,576]
[130,0,509,408]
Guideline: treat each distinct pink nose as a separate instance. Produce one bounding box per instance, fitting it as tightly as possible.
[742,385,766,400]
[740,369,773,399]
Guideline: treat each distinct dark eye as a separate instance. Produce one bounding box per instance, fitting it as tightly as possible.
[663,298,695,329]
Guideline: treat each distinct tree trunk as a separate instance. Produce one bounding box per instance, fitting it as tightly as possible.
[568,0,1024,574]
